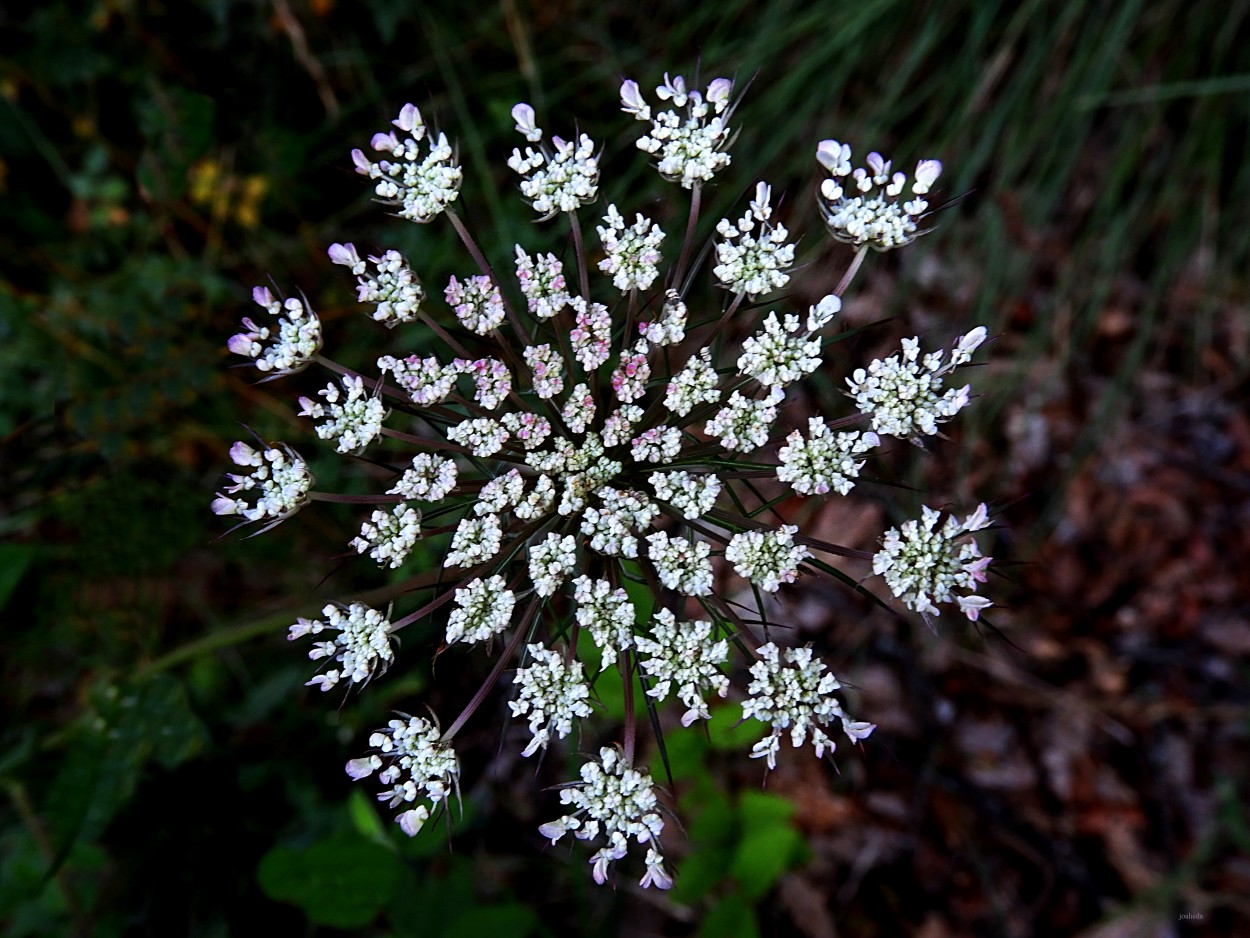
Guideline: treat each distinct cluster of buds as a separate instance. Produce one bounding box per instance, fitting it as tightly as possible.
[216,71,994,889]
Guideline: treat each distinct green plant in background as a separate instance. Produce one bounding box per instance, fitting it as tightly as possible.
[212,68,994,890]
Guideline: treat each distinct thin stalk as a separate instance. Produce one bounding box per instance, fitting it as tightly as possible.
[672,182,702,287]
[835,245,869,296]
[569,210,591,300]
[446,209,532,345]
[621,649,637,764]
[442,599,539,741]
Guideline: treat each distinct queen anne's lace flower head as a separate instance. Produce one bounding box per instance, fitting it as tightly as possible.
[329,243,424,328]
[290,602,395,691]
[742,643,876,770]
[347,714,459,836]
[873,503,993,620]
[818,140,942,251]
[714,182,795,298]
[212,440,312,529]
[228,287,321,376]
[848,327,987,440]
[622,74,735,188]
[508,104,600,219]
[539,746,671,889]
[352,104,462,223]
[216,68,998,889]
[510,644,593,756]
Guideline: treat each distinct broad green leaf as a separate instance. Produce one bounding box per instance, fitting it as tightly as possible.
[256,834,401,929]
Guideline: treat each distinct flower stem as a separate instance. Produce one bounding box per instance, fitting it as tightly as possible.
[621,649,637,764]
[447,209,532,345]
[570,210,591,300]
[442,599,539,741]
[835,245,869,296]
[672,182,702,288]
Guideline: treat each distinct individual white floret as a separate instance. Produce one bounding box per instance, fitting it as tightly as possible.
[650,470,721,520]
[388,453,458,501]
[351,504,422,569]
[664,348,721,416]
[329,243,424,328]
[565,297,612,372]
[351,103,462,224]
[738,312,822,387]
[298,374,388,454]
[446,417,510,457]
[290,602,395,691]
[345,713,459,837]
[514,246,570,319]
[561,383,596,434]
[445,575,515,645]
[456,357,512,410]
[228,286,322,375]
[806,294,842,332]
[597,205,665,292]
[529,532,578,597]
[777,419,877,496]
[612,340,652,403]
[444,513,503,568]
[817,141,942,251]
[724,525,811,593]
[378,354,460,406]
[476,469,525,515]
[645,531,713,596]
[713,182,794,298]
[622,73,735,189]
[211,440,312,528]
[510,644,593,756]
[630,425,683,463]
[524,344,565,399]
[741,643,876,770]
[571,576,636,663]
[872,504,992,620]
[635,610,729,726]
[847,329,987,439]
[500,411,552,451]
[445,274,505,334]
[704,388,783,453]
[639,290,687,346]
[539,746,670,889]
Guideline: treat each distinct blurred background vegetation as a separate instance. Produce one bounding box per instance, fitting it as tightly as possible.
[2,1,1248,935]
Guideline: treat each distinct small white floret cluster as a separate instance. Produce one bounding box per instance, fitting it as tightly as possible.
[817,141,942,251]
[211,440,312,528]
[873,503,993,620]
[289,602,395,692]
[346,715,459,837]
[226,287,322,375]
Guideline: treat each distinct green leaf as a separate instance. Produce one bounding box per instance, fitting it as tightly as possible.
[698,892,760,938]
[729,792,806,898]
[347,787,389,845]
[446,903,540,938]
[0,544,34,610]
[256,834,401,929]
[706,702,766,752]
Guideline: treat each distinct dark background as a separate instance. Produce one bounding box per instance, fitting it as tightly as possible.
[2,1,1248,935]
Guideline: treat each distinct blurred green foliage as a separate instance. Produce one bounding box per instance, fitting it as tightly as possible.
[2,0,1246,934]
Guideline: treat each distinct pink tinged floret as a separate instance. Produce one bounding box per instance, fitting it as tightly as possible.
[958,595,993,621]
[229,441,257,465]
[226,334,254,356]
[393,103,419,133]
[372,131,399,151]
[707,78,733,106]
[351,148,370,173]
[252,286,273,307]
[398,807,428,837]
[327,242,359,267]
[345,756,378,780]
[210,496,237,516]
[914,159,943,190]
[620,79,646,114]
[512,103,540,141]
[965,556,993,582]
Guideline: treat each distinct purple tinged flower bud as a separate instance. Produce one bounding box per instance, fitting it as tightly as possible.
[706,78,733,106]
[351,148,371,174]
[229,440,258,465]
[619,79,647,117]
[914,159,942,192]
[327,242,360,267]
[252,285,274,307]
[393,103,420,133]
[345,757,378,780]
[398,807,428,836]
[511,102,541,142]
[226,334,253,356]
[210,496,237,516]
[371,131,400,152]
